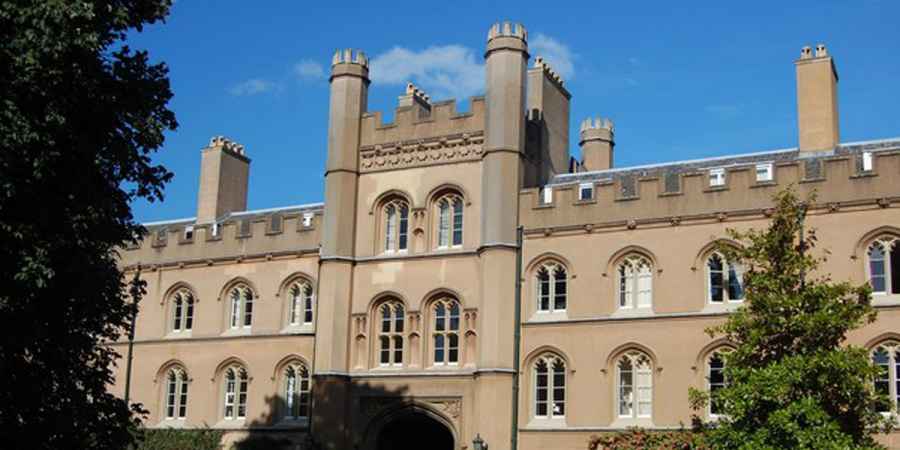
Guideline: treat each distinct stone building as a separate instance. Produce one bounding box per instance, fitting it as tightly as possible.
[110,22,900,450]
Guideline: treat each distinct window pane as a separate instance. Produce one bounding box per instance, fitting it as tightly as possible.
[438,200,450,247]
[448,334,459,363]
[452,198,463,246]
[619,266,628,307]
[398,206,408,250]
[538,268,550,311]
[380,337,390,364]
[381,306,391,333]
[178,378,188,418]
[166,372,177,418]
[173,298,182,331]
[874,349,891,412]
[637,268,652,308]
[243,290,253,327]
[185,297,194,330]
[727,263,744,300]
[395,306,404,332]
[385,205,395,251]
[891,244,900,294]
[449,303,460,330]
[230,290,240,328]
[434,335,445,363]
[304,286,314,324]
[393,336,403,364]
[435,304,445,331]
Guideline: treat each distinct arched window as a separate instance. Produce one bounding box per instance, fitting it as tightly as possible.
[707,253,744,303]
[536,262,567,313]
[873,342,900,413]
[616,351,652,419]
[222,366,249,420]
[376,300,405,367]
[707,351,728,416]
[170,289,194,333]
[432,298,461,365]
[533,354,566,419]
[283,362,311,420]
[288,281,314,326]
[383,199,409,253]
[868,237,899,295]
[436,194,464,249]
[228,284,254,329]
[163,367,189,419]
[617,255,652,309]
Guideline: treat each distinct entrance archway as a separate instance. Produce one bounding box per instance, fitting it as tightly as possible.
[375,409,454,450]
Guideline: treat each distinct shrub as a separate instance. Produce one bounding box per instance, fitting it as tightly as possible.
[588,428,708,450]
[132,428,224,450]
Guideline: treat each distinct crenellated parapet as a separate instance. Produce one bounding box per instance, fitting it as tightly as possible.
[359,95,486,155]
[533,56,564,88]
[208,135,247,156]
[486,21,528,42]
[331,48,369,68]
[522,139,900,235]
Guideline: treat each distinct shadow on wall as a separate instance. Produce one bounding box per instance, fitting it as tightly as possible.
[230,381,412,450]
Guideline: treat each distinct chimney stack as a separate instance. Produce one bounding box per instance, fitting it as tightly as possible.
[579,117,614,171]
[526,56,571,185]
[195,136,250,224]
[397,82,432,119]
[795,43,839,153]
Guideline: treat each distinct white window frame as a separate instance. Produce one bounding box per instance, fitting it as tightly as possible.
[616,351,653,419]
[709,168,726,187]
[862,152,874,172]
[535,262,567,313]
[617,255,653,310]
[872,342,900,414]
[228,285,254,330]
[533,354,566,419]
[222,366,248,420]
[706,252,745,304]
[382,200,409,254]
[578,183,594,201]
[301,212,314,228]
[755,163,773,182]
[432,299,461,366]
[436,194,464,249]
[283,363,311,420]
[868,237,899,296]
[376,301,405,367]
[170,289,194,333]
[707,351,728,418]
[164,367,189,420]
[540,186,553,204]
[184,225,194,240]
[288,281,314,326]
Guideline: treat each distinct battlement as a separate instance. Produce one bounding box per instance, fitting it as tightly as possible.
[120,203,324,269]
[403,82,431,104]
[799,43,829,60]
[331,48,369,68]
[580,117,614,134]
[522,139,900,233]
[487,21,527,42]
[208,135,247,157]
[532,56,564,87]
[359,96,485,148]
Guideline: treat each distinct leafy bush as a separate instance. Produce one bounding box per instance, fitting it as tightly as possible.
[132,428,224,450]
[588,428,708,450]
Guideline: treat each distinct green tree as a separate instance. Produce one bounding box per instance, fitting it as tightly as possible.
[0,1,176,449]
[691,188,892,449]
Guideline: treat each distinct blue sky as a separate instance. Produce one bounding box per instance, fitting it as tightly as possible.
[128,1,900,222]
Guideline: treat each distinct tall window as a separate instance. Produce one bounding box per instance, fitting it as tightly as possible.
[288,281,314,326]
[708,352,727,416]
[873,342,900,413]
[228,284,254,329]
[432,299,461,365]
[171,289,194,333]
[617,351,652,419]
[383,200,409,253]
[436,194,464,248]
[164,367,188,419]
[536,262,567,313]
[534,354,565,419]
[377,301,405,367]
[618,255,652,309]
[223,366,248,420]
[868,237,899,295]
[708,253,744,303]
[283,362,311,420]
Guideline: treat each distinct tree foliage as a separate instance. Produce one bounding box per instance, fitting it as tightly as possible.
[588,428,708,450]
[131,428,224,450]
[692,188,891,449]
[0,1,176,449]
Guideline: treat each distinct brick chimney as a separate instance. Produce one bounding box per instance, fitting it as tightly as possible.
[579,117,614,171]
[397,82,432,119]
[195,136,250,224]
[795,43,839,153]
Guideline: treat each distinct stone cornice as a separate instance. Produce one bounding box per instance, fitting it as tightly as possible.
[359,131,484,173]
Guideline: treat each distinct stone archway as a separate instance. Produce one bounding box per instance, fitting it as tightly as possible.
[362,401,457,450]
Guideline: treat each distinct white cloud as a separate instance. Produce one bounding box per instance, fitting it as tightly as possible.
[228,78,276,96]
[369,45,484,100]
[294,60,325,81]
[531,33,575,80]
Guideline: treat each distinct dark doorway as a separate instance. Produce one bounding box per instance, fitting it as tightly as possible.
[375,411,454,450]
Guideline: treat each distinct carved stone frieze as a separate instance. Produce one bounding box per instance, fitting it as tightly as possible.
[359,132,485,172]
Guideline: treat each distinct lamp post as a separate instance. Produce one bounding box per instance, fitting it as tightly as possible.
[473,434,487,450]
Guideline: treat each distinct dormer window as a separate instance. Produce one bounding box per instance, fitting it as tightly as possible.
[540,187,553,204]
[578,183,594,201]
[709,168,726,187]
[755,163,773,182]
[862,152,874,172]
[183,225,194,240]
[301,212,314,228]
[210,222,221,237]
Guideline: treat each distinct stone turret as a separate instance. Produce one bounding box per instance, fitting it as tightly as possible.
[795,43,839,153]
[526,56,571,185]
[195,136,250,224]
[579,117,614,171]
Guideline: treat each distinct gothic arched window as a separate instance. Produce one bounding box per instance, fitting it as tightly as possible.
[617,255,653,309]
[536,262,567,313]
[436,194,464,249]
[873,342,900,413]
[432,298,461,365]
[617,351,652,419]
[283,362,311,420]
[222,366,248,420]
[163,366,189,419]
[868,237,899,295]
[376,300,405,367]
[707,351,728,416]
[170,289,194,333]
[288,281,314,326]
[383,199,409,253]
[707,252,744,303]
[534,354,566,419]
[228,284,254,329]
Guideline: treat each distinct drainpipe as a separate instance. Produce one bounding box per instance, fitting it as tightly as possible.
[511,226,524,450]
